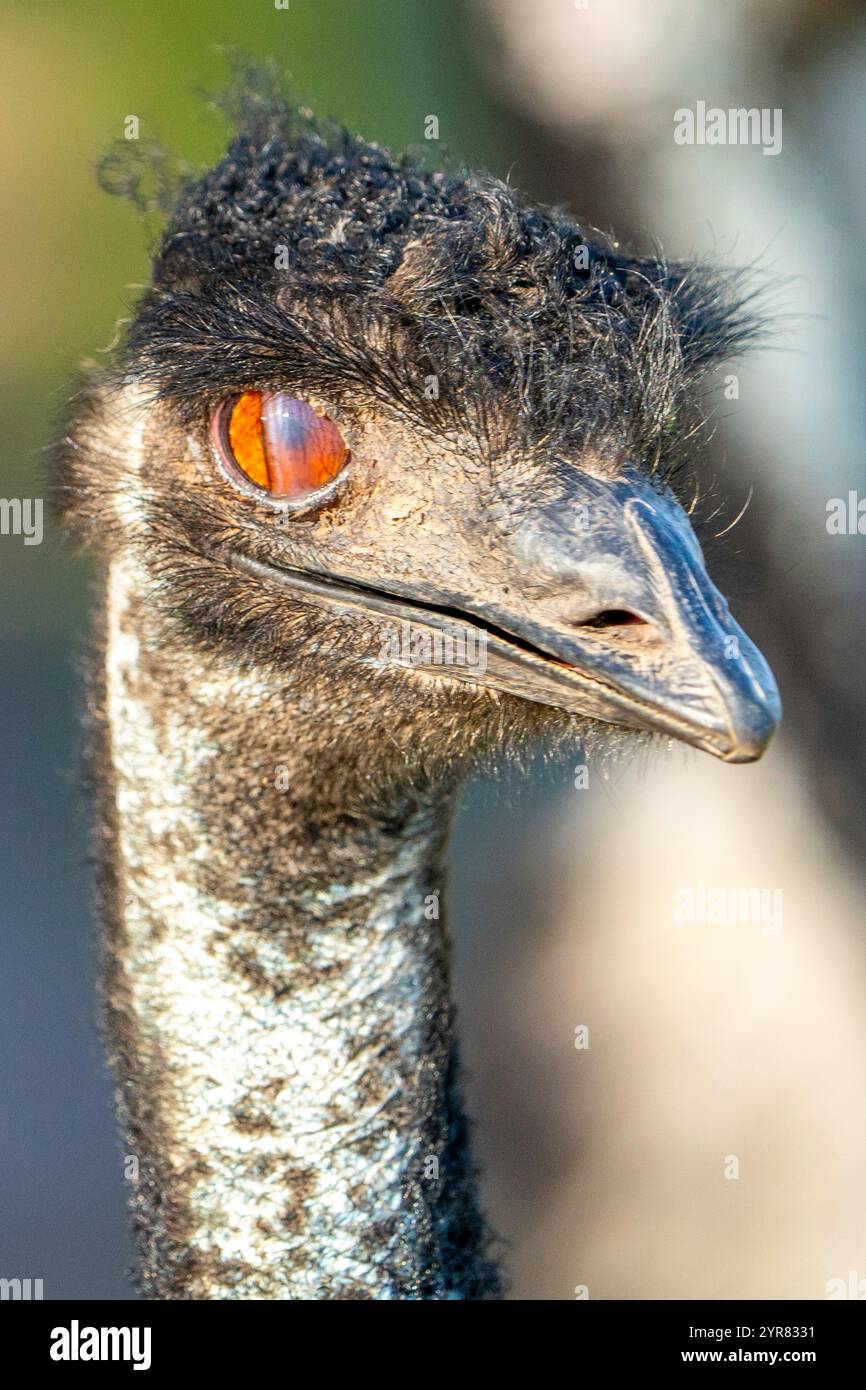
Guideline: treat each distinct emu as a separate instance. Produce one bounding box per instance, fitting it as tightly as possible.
[55,101,780,1299]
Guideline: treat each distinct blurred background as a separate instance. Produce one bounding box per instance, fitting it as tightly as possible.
[2,0,865,1299]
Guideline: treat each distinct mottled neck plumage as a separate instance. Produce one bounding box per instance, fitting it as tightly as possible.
[98,555,499,1299]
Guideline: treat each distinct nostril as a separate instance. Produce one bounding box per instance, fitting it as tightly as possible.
[580,609,648,629]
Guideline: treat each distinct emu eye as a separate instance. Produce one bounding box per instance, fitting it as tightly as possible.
[211,391,349,502]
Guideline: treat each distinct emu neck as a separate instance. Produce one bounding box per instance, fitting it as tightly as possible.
[99,557,499,1299]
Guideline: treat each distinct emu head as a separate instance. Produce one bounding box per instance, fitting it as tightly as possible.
[57,109,780,794]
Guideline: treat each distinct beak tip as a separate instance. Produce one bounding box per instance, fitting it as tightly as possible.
[714,690,782,764]
[718,739,776,765]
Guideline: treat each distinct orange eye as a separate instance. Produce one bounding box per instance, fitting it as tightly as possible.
[211,391,349,503]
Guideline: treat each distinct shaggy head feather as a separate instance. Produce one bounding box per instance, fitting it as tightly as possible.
[55,85,763,809]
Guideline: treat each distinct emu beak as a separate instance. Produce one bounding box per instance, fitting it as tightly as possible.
[475,471,781,762]
[229,472,780,762]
